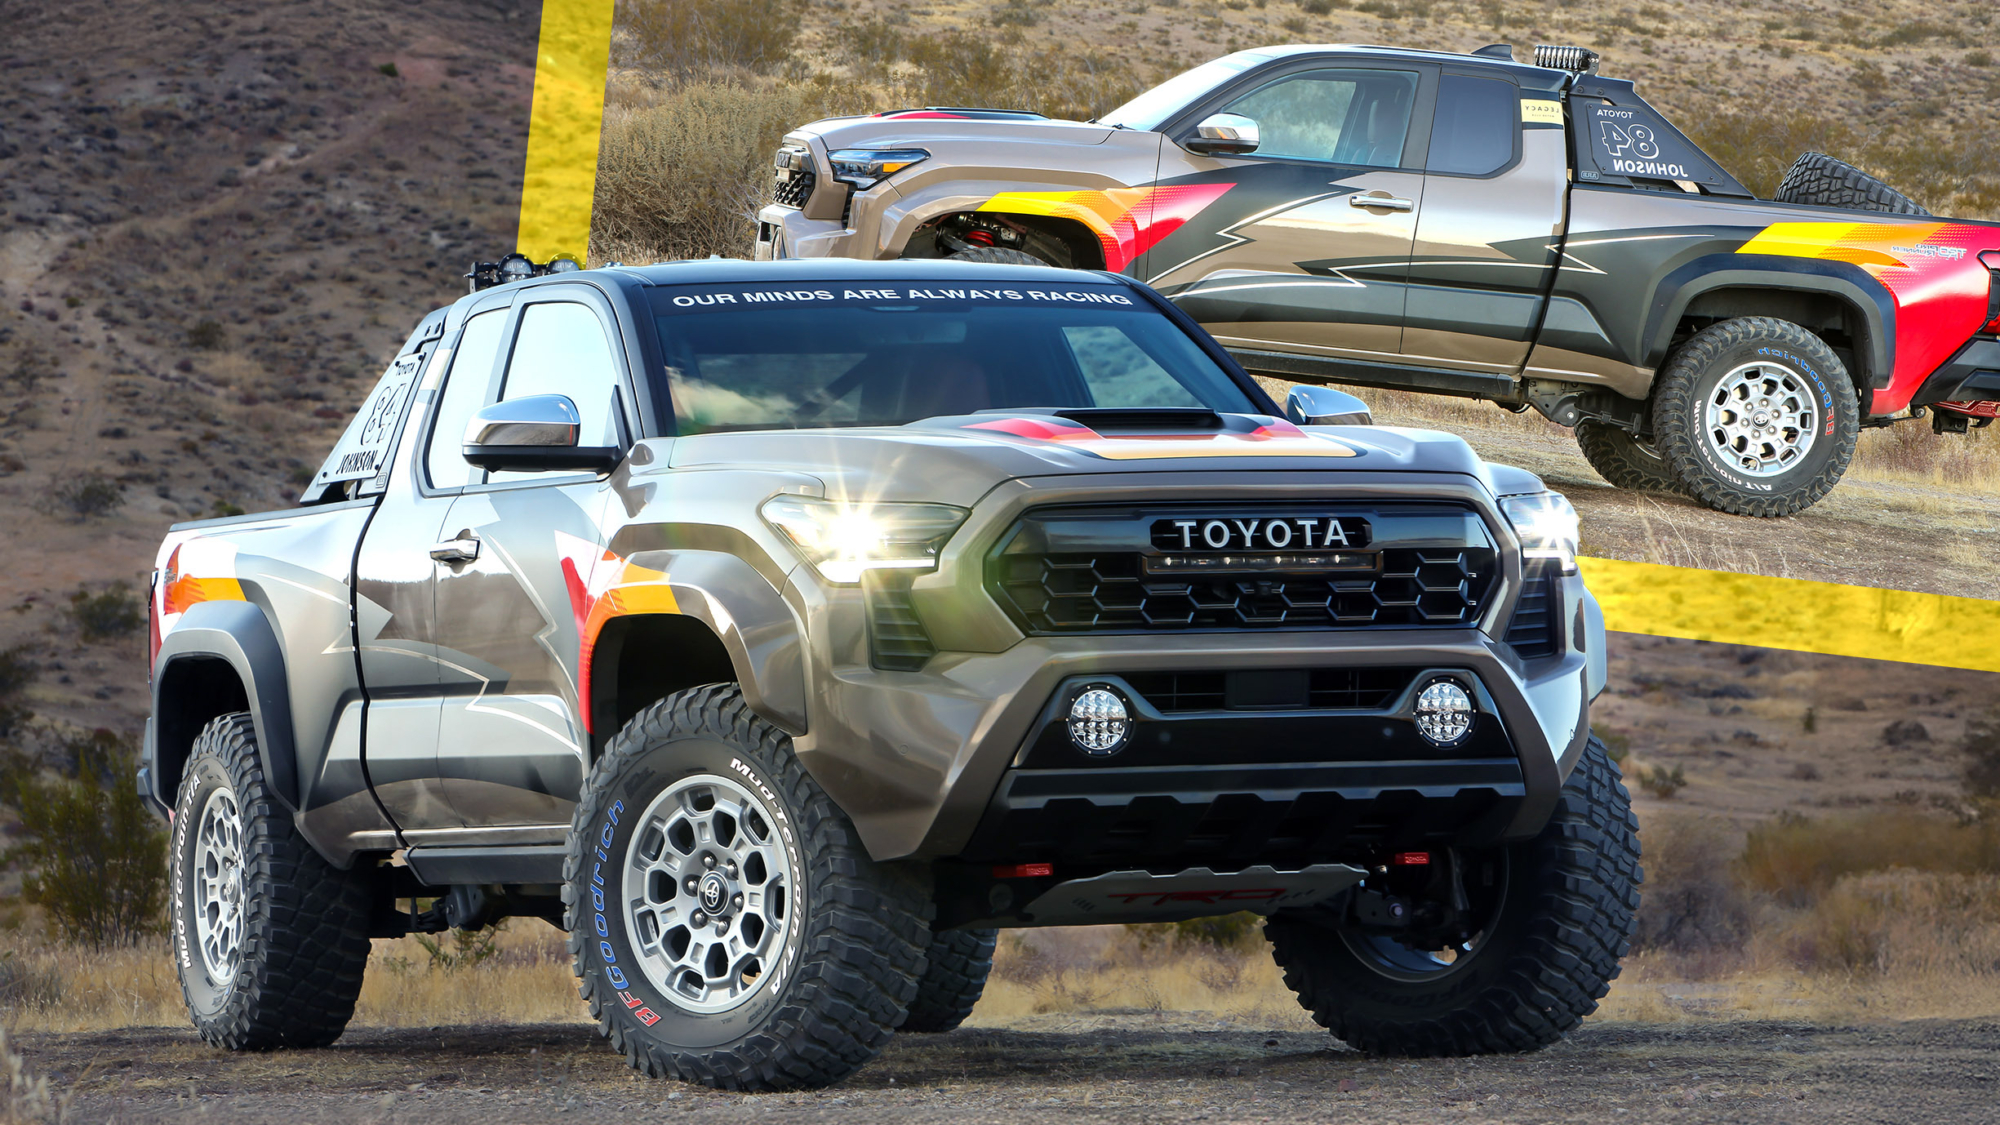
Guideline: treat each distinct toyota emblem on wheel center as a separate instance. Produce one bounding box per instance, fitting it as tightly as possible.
[699,871,727,912]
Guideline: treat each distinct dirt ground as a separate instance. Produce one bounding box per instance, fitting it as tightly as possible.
[18,1012,2000,1124]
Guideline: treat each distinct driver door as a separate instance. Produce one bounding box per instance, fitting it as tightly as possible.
[429,287,634,838]
[1144,66,1432,367]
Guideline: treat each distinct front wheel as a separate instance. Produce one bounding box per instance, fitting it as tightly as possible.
[1265,736,1640,1055]
[566,685,934,1090]
[1652,317,1859,517]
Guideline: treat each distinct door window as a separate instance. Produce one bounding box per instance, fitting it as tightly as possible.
[1428,74,1519,176]
[1217,68,1419,167]
[425,310,507,490]
[490,301,626,481]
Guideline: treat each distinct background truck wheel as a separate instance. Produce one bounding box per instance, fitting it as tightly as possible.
[944,246,1048,266]
[900,928,997,1033]
[1574,419,1685,494]
[171,713,375,1050]
[1652,317,1859,517]
[567,685,933,1091]
[1772,151,1929,215]
[1264,735,1639,1056]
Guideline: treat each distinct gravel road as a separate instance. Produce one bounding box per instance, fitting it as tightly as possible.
[19,1012,2000,1124]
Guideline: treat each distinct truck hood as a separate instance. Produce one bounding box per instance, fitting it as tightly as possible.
[794,114,1119,151]
[655,413,1496,507]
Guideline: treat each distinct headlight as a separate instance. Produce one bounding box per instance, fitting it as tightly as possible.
[1500,491,1580,574]
[761,495,967,584]
[826,148,930,189]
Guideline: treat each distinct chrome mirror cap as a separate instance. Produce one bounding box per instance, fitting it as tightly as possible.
[1285,385,1373,427]
[462,395,621,473]
[1186,113,1259,156]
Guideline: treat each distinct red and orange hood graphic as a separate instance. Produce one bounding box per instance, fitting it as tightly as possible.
[959,413,1356,459]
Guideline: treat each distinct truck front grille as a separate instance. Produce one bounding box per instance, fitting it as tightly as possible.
[773,168,814,208]
[989,546,1497,634]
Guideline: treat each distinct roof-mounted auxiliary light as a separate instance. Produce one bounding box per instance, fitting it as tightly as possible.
[1533,44,1601,73]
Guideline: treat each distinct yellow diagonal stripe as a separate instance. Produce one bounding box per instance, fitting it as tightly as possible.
[1581,557,2000,674]
[516,0,615,262]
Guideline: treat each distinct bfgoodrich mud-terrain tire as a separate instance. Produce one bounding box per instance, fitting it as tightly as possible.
[1574,419,1684,494]
[171,713,375,1050]
[567,685,933,1090]
[900,928,997,1033]
[1652,317,1859,517]
[1773,152,1929,215]
[945,246,1048,266]
[1264,736,1640,1056]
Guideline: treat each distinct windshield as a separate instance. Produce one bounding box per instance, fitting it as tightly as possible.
[648,282,1260,435]
[1098,52,1267,131]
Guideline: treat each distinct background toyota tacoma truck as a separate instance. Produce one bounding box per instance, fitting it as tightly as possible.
[758,42,2000,518]
[142,257,1636,1090]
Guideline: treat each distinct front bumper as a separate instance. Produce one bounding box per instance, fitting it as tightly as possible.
[755,204,860,262]
[783,474,1600,864]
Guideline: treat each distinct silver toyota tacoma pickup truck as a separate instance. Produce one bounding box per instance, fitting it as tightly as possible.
[144,257,1637,1089]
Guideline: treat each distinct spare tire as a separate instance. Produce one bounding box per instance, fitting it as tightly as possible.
[1772,152,1929,215]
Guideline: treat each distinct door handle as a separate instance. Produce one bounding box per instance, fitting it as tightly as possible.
[1348,193,1415,212]
[430,532,480,565]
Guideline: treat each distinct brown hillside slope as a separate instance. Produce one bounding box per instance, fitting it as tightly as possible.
[0,0,541,737]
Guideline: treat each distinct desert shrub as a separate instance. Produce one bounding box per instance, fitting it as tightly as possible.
[1637,762,1686,799]
[1783,872,2000,974]
[35,471,123,521]
[0,1026,56,1122]
[1630,814,1751,953]
[1674,104,1856,198]
[1128,911,1264,954]
[1,729,167,946]
[593,82,875,262]
[1738,810,2000,908]
[415,921,505,971]
[184,319,225,350]
[616,0,799,79]
[65,582,143,643]
[1961,704,2000,799]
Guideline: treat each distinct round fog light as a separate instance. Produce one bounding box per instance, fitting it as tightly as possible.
[1414,679,1474,745]
[1068,687,1130,756]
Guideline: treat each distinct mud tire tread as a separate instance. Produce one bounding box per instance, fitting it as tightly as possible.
[1573,419,1685,494]
[172,713,375,1051]
[1772,151,1929,216]
[1267,737,1640,1056]
[565,685,934,1091]
[1652,317,1858,517]
[900,928,997,1033]
[944,247,1049,266]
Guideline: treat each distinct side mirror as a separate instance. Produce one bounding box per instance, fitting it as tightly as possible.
[1285,385,1373,427]
[1184,113,1259,156]
[462,394,622,473]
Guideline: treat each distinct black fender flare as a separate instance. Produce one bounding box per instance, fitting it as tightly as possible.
[1643,254,1896,392]
[150,599,298,812]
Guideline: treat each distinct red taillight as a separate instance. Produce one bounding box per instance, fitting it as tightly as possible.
[992,863,1054,879]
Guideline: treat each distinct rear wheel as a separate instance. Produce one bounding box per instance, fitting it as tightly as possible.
[901,928,997,1033]
[1652,317,1859,517]
[1265,736,1640,1055]
[171,713,375,1050]
[567,685,933,1090]
[1574,419,1684,494]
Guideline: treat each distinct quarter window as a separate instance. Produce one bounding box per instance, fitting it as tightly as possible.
[1216,68,1420,167]
[1428,74,1518,176]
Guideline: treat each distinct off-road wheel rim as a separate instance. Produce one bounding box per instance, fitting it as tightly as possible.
[622,772,796,1016]
[192,786,247,985]
[1703,360,1819,478]
[1339,853,1509,984]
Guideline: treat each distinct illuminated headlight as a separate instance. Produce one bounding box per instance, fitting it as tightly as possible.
[761,495,967,584]
[827,148,930,189]
[1414,678,1474,745]
[1068,687,1130,755]
[1500,490,1580,574]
